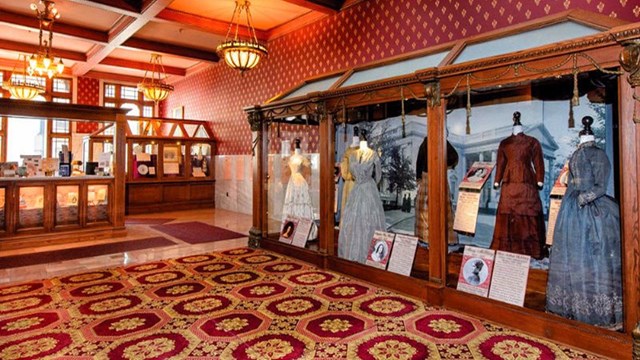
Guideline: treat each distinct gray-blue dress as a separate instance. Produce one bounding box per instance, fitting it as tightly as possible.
[338,147,386,263]
[546,141,622,328]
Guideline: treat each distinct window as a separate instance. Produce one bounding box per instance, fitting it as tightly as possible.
[0,70,73,161]
[103,82,155,118]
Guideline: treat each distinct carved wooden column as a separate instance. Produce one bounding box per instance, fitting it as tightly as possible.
[248,109,267,248]
[318,108,335,257]
[425,81,447,285]
[113,112,127,228]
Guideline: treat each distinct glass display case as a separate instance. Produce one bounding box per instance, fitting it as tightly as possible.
[56,184,80,226]
[87,116,216,214]
[246,12,640,359]
[87,184,109,223]
[0,188,5,231]
[18,186,44,229]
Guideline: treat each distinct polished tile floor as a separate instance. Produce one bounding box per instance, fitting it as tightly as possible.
[0,208,251,285]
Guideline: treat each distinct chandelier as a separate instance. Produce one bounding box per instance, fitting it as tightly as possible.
[137,53,174,103]
[216,0,268,73]
[2,54,45,100]
[28,0,64,79]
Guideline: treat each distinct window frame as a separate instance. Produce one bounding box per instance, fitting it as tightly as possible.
[103,82,155,118]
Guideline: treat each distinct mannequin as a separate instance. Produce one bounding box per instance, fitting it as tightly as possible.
[491,111,546,259]
[282,138,317,239]
[546,116,622,328]
[415,135,459,244]
[340,126,360,218]
[338,129,386,263]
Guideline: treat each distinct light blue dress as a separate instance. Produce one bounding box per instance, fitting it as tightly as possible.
[338,147,386,263]
[546,141,622,328]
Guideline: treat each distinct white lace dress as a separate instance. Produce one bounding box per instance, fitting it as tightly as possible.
[282,153,318,239]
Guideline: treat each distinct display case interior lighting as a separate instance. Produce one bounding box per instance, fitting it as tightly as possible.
[216,0,268,73]
[28,0,65,79]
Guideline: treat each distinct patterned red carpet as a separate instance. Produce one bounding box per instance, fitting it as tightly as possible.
[0,248,601,359]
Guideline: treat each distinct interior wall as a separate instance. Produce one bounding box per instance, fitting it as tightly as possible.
[161,0,638,156]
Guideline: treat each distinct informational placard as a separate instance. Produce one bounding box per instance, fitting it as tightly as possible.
[365,231,395,270]
[387,234,419,276]
[457,246,495,297]
[546,198,563,245]
[459,161,495,190]
[488,251,531,306]
[21,155,43,176]
[279,216,299,244]
[163,162,180,175]
[98,152,111,169]
[453,191,482,234]
[550,162,569,196]
[291,218,313,248]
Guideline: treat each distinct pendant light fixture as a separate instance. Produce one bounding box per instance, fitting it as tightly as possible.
[217,0,268,73]
[137,53,174,103]
[2,54,45,100]
[28,0,64,79]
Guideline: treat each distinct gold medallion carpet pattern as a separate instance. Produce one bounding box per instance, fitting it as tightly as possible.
[0,248,602,359]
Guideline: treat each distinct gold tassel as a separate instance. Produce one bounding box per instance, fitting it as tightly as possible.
[466,74,471,135]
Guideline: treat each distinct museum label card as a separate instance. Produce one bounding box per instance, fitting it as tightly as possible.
[387,234,419,276]
[291,218,313,248]
[459,161,495,190]
[279,216,299,245]
[453,191,482,234]
[365,230,395,270]
[488,251,531,307]
[457,246,495,298]
[546,198,563,245]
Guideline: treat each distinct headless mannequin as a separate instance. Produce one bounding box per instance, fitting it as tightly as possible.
[351,126,360,148]
[579,134,595,144]
[359,129,370,152]
[494,112,543,189]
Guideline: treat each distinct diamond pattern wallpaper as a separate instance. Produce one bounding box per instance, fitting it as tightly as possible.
[163,0,638,155]
[76,77,101,134]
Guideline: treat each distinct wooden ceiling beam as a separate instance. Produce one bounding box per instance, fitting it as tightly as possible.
[84,70,144,84]
[155,9,269,41]
[63,0,141,17]
[72,0,175,76]
[100,56,186,76]
[281,0,343,14]
[122,37,219,63]
[0,10,108,44]
[0,39,87,62]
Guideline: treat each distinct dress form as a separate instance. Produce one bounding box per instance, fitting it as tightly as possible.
[282,138,317,240]
[494,112,543,189]
[340,127,361,217]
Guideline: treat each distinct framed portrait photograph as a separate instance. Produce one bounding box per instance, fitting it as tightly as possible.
[163,145,180,163]
[171,106,184,120]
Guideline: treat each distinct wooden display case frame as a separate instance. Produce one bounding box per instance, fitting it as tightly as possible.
[0,98,128,250]
[88,116,216,214]
[246,10,640,359]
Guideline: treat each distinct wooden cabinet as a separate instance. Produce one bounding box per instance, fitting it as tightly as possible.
[89,117,216,214]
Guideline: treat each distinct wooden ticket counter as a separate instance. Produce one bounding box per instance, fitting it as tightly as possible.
[0,98,128,250]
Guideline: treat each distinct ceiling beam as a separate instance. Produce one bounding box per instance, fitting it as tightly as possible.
[84,70,144,84]
[155,9,269,41]
[100,57,186,76]
[63,0,141,17]
[72,0,175,76]
[0,10,108,44]
[0,39,87,62]
[122,37,219,63]
[281,0,343,14]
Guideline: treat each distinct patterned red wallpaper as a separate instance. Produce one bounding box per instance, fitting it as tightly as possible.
[162,0,640,155]
[76,76,101,133]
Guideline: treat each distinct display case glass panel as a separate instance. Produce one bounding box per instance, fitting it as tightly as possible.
[266,123,320,248]
[162,143,185,177]
[0,188,5,231]
[132,142,158,179]
[334,104,428,277]
[87,184,109,223]
[281,75,343,100]
[56,185,80,226]
[190,143,212,178]
[443,70,622,330]
[18,186,44,229]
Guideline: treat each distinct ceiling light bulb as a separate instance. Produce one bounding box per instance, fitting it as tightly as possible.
[43,57,51,68]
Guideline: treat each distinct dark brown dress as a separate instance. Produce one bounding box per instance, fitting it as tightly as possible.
[492,133,545,259]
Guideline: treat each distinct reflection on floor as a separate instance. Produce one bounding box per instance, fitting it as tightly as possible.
[0,208,251,285]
